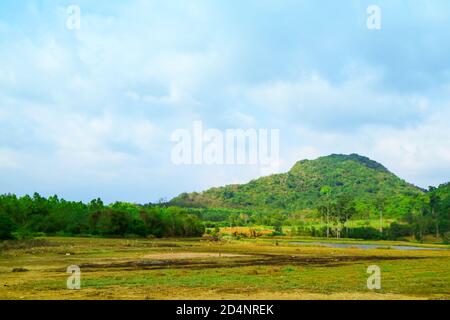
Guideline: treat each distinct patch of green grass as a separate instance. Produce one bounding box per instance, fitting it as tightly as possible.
[0,237,449,299]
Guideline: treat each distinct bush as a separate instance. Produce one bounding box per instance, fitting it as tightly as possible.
[346,227,383,240]
[12,227,34,240]
[0,213,15,240]
[268,231,285,237]
[442,232,450,244]
[386,222,412,240]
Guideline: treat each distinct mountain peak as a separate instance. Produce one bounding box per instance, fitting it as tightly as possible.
[172,153,422,216]
[291,153,389,174]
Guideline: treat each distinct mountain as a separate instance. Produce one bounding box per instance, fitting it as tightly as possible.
[433,182,450,207]
[171,154,424,217]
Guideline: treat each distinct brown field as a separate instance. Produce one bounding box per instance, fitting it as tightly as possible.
[0,237,449,300]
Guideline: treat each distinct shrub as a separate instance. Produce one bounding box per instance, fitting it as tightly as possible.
[346,227,383,240]
[0,213,15,240]
[386,222,412,240]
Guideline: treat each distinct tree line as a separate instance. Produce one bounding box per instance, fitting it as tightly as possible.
[187,184,450,242]
[314,184,449,241]
[0,193,205,240]
[0,182,448,242]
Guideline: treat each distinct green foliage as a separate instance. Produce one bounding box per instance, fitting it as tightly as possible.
[0,155,448,242]
[346,227,383,240]
[0,211,15,240]
[387,222,413,240]
[0,194,205,239]
[170,155,449,241]
[273,221,283,235]
[324,195,356,238]
[417,183,450,239]
[171,154,423,218]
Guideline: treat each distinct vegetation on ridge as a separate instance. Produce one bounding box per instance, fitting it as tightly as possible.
[0,154,448,242]
[171,154,423,217]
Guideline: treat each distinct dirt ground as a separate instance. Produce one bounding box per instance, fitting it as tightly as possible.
[142,252,249,260]
[0,237,449,300]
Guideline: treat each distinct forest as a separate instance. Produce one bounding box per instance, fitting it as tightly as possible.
[0,182,449,242]
[0,156,448,242]
[0,193,204,240]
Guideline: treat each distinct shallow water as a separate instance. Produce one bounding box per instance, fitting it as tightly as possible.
[290,241,447,251]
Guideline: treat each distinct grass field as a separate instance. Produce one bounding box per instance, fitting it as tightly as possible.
[0,237,449,300]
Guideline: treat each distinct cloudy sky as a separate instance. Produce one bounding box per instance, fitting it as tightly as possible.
[0,0,449,203]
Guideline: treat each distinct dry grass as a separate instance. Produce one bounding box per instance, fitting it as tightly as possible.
[142,252,248,260]
[0,237,449,300]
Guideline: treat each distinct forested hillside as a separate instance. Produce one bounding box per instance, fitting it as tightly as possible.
[0,155,448,242]
[172,154,423,217]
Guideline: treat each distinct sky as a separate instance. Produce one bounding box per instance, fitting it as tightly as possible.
[0,0,449,203]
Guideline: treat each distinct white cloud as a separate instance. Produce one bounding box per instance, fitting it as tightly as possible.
[244,72,433,128]
[0,148,20,169]
[0,0,449,202]
[366,111,450,187]
[282,107,450,188]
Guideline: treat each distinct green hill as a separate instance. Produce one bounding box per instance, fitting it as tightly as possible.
[171,154,424,217]
[434,182,450,199]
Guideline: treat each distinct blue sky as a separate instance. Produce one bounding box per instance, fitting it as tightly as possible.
[0,0,449,203]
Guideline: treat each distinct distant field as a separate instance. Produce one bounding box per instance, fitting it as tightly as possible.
[0,237,449,300]
[282,218,397,230]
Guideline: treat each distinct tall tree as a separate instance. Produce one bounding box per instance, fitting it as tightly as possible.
[428,187,440,238]
[319,186,332,238]
[330,195,356,238]
[374,195,387,234]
